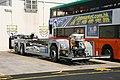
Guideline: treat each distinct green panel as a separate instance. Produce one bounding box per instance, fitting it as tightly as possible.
[50,0,92,10]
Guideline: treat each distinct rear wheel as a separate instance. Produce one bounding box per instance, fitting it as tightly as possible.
[20,44,25,55]
[102,46,113,60]
[9,37,13,49]
[50,46,59,62]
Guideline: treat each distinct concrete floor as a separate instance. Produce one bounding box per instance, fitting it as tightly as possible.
[0,51,120,76]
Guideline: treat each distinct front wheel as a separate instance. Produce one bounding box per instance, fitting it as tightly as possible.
[50,46,59,62]
[14,44,19,54]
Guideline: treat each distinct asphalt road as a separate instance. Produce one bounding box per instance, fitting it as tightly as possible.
[2,67,120,80]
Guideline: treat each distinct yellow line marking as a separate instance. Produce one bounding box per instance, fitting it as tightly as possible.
[90,59,120,64]
[51,70,63,74]
[51,70,69,75]
[12,72,102,80]
[95,68,111,71]
[0,72,4,76]
[0,72,12,80]
[12,70,120,80]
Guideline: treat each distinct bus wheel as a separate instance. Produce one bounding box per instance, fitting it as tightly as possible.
[15,44,19,54]
[20,44,25,55]
[50,46,58,62]
[102,46,113,60]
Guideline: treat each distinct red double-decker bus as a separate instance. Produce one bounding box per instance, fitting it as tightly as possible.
[49,0,120,60]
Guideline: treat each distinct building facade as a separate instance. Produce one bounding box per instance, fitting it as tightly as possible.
[0,0,75,51]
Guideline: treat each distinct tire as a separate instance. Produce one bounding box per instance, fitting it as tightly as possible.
[9,37,13,49]
[50,46,59,62]
[20,44,25,55]
[102,47,113,60]
[14,44,19,54]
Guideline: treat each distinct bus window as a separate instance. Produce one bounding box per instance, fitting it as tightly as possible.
[55,28,65,37]
[119,26,120,38]
[57,10,65,17]
[50,0,120,18]
[51,10,57,18]
[99,25,118,38]
[64,28,74,37]
[75,27,85,34]
[55,28,85,38]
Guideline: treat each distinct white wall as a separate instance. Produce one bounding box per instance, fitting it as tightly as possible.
[0,6,11,51]
[39,0,75,3]
[0,0,75,51]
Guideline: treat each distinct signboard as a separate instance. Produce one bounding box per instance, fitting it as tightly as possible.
[87,24,98,36]
[7,25,17,35]
[67,10,112,26]
[49,16,71,28]
[50,10,112,28]
[39,26,49,37]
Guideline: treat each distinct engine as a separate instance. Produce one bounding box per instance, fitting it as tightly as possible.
[58,34,86,58]
[70,34,86,57]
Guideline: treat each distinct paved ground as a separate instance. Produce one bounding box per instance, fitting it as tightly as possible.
[9,67,120,80]
[0,51,120,79]
[0,51,74,75]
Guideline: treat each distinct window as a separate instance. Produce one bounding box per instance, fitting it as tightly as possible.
[64,28,74,37]
[50,0,120,18]
[25,0,37,13]
[57,10,65,17]
[119,27,120,38]
[0,0,12,6]
[55,28,65,37]
[55,27,85,37]
[51,10,57,17]
[99,25,119,38]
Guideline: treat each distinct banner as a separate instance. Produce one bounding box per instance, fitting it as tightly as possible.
[67,10,112,26]
[50,10,112,28]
